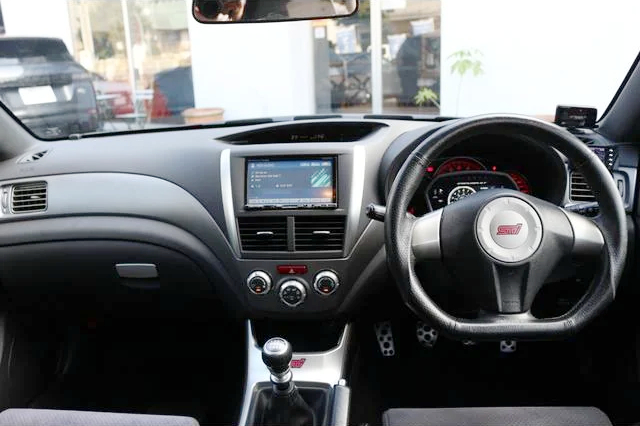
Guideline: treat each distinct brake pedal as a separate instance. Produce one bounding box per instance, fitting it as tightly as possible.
[416,321,438,348]
[500,340,517,353]
[374,322,395,357]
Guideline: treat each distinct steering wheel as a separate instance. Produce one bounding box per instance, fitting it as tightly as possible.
[385,115,627,340]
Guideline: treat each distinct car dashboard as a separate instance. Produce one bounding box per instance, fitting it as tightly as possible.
[0,117,635,319]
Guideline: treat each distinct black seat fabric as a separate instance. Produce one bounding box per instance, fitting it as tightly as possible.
[383,407,612,426]
[0,409,200,426]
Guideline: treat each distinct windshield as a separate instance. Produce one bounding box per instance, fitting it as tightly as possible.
[0,0,638,139]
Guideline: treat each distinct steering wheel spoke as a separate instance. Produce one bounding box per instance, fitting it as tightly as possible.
[486,244,563,314]
[490,262,533,314]
[563,210,605,256]
[411,209,443,260]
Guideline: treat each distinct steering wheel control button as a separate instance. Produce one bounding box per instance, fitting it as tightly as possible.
[279,280,307,307]
[313,271,339,296]
[247,271,272,295]
[277,265,308,275]
[476,197,543,263]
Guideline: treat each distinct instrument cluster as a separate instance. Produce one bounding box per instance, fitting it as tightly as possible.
[409,157,532,215]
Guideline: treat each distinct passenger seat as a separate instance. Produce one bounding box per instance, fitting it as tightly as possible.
[0,409,199,426]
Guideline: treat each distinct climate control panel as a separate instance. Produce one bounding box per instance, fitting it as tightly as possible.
[245,268,340,309]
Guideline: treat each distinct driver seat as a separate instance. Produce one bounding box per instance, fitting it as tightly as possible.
[383,407,612,426]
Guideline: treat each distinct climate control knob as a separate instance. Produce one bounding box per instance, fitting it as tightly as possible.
[313,271,339,296]
[247,271,272,295]
[279,280,307,307]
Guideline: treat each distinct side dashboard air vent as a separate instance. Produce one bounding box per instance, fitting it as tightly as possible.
[570,172,595,202]
[11,181,48,213]
[18,150,49,163]
[294,216,346,252]
[238,217,288,251]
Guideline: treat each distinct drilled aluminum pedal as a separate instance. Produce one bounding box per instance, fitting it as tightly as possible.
[416,321,438,348]
[500,340,517,353]
[374,322,395,357]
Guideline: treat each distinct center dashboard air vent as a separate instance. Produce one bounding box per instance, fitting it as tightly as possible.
[238,217,288,251]
[294,216,346,252]
[570,172,595,202]
[11,181,48,213]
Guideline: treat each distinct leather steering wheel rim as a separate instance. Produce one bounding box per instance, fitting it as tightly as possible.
[385,114,627,340]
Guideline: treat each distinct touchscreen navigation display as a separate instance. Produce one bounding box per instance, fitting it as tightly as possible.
[245,157,337,209]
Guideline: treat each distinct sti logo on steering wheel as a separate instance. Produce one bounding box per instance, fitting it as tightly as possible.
[496,223,523,236]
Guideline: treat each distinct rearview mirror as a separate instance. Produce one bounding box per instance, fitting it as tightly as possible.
[192,0,358,23]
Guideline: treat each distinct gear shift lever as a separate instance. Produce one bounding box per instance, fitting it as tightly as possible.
[260,337,316,426]
[262,337,294,393]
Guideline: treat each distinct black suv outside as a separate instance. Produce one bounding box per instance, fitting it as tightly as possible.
[0,37,98,138]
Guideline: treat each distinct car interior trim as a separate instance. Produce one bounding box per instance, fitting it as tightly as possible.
[615,166,638,212]
[238,320,351,426]
[348,145,366,247]
[220,148,241,256]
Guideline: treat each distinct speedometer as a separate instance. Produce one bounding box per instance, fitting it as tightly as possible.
[434,157,485,176]
[447,186,476,204]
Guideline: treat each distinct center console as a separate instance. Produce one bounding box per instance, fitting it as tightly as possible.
[238,321,352,426]
[220,144,376,316]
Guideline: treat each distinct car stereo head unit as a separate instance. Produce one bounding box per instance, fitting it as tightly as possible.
[245,157,337,210]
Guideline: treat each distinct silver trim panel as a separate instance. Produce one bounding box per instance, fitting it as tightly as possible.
[348,145,366,249]
[238,321,352,426]
[411,209,443,260]
[220,149,241,256]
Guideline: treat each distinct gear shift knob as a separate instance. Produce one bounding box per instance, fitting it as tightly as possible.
[262,337,293,392]
[262,337,292,374]
[259,337,316,425]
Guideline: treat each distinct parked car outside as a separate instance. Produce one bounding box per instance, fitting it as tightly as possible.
[0,37,99,138]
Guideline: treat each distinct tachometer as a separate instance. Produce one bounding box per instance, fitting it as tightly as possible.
[434,157,485,176]
[506,171,531,194]
[447,186,476,204]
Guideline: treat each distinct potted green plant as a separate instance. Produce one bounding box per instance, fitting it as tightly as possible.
[449,49,484,115]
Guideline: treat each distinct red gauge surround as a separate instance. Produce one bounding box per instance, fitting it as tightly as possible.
[506,171,531,194]
[434,157,485,176]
